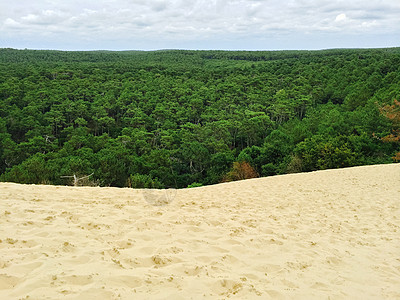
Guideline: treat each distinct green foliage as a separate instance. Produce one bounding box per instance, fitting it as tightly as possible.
[128,174,162,189]
[293,134,391,172]
[0,48,399,187]
[1,153,50,184]
[187,182,203,188]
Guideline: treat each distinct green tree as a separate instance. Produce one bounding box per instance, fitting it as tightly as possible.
[1,153,50,184]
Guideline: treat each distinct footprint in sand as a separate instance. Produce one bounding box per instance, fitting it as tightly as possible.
[122,255,175,268]
[326,256,342,265]
[211,279,243,296]
[268,238,284,245]
[63,275,94,285]
[115,239,134,249]
[62,241,76,253]
[0,274,21,289]
[151,254,172,266]
[0,259,7,269]
[184,265,204,276]
[105,275,142,288]
[51,274,94,286]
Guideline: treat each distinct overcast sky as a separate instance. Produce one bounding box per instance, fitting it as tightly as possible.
[1,0,399,51]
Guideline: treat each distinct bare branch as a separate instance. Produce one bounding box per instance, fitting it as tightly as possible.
[60,173,94,186]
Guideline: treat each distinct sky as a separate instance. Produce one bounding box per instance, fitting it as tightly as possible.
[1,0,399,51]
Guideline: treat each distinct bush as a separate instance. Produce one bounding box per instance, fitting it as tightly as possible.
[1,153,50,184]
[286,155,303,174]
[261,163,277,176]
[187,182,203,188]
[128,174,163,189]
[294,135,359,171]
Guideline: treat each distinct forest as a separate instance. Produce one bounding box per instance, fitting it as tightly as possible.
[0,48,399,188]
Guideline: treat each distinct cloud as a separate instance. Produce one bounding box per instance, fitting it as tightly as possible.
[335,13,347,22]
[1,0,399,50]
[19,10,68,26]
[151,0,168,12]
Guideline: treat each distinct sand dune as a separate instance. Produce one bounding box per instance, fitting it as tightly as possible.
[1,164,399,299]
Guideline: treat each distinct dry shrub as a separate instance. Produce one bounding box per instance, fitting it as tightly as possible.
[393,152,400,162]
[380,99,400,124]
[222,161,259,182]
[380,99,400,161]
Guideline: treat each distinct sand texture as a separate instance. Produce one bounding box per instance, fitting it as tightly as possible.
[0,164,399,299]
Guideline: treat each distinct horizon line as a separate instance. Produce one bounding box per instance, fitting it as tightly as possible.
[1,46,399,52]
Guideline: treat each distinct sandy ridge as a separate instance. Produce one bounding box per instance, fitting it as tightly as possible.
[0,164,399,299]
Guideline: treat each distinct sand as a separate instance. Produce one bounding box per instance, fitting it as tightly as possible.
[0,164,399,299]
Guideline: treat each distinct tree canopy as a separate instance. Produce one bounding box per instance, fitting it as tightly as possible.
[0,48,399,187]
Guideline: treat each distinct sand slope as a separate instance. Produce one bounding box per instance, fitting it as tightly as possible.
[0,164,399,299]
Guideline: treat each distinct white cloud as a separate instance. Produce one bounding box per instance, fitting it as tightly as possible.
[21,14,39,22]
[361,20,378,28]
[1,0,399,50]
[19,10,67,26]
[4,18,20,27]
[335,13,347,22]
